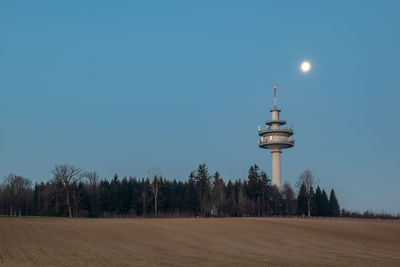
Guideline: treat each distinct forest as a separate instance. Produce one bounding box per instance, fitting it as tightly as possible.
[0,164,349,218]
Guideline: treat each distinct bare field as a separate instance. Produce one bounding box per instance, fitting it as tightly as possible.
[0,217,399,266]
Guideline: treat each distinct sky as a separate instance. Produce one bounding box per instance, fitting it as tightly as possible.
[1,1,399,214]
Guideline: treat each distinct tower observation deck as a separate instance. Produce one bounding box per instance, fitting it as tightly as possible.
[258,86,295,191]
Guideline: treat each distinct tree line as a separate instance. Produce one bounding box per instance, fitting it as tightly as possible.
[0,163,343,218]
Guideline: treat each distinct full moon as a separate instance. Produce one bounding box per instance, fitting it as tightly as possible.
[300,61,311,72]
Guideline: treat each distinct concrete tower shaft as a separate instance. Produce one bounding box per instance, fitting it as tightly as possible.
[271,149,281,190]
[257,86,294,191]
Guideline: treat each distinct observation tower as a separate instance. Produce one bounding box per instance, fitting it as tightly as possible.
[258,86,295,191]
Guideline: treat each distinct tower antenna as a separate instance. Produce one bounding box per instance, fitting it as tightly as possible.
[273,86,277,110]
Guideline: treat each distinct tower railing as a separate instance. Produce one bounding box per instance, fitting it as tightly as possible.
[258,139,295,145]
[258,126,294,134]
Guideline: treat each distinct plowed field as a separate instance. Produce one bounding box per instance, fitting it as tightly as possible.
[0,217,399,266]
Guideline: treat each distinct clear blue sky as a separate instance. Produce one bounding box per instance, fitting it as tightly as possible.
[1,1,399,213]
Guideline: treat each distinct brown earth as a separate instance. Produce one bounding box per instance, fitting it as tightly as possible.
[0,217,399,266]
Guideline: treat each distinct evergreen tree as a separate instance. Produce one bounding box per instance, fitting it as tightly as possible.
[247,165,259,199]
[99,180,111,216]
[129,178,141,216]
[235,180,245,217]
[225,180,236,217]
[32,183,40,216]
[194,164,211,217]
[119,177,132,215]
[320,190,329,217]
[247,165,260,216]
[259,171,271,216]
[328,189,340,217]
[270,186,283,216]
[313,186,322,216]
[211,172,225,217]
[297,183,308,216]
[109,174,121,214]
[184,172,198,216]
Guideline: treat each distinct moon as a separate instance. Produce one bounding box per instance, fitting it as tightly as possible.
[300,61,311,72]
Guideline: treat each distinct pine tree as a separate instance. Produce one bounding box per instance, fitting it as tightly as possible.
[259,171,271,216]
[212,172,225,217]
[184,172,198,216]
[99,179,111,216]
[247,165,260,216]
[32,183,40,216]
[194,164,212,217]
[328,189,340,217]
[109,174,121,214]
[225,180,236,216]
[320,190,329,217]
[247,165,259,200]
[312,186,321,216]
[297,183,307,216]
[119,177,132,215]
[270,186,283,216]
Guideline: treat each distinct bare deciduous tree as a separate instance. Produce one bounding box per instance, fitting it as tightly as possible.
[2,174,32,216]
[283,182,296,215]
[151,176,159,217]
[52,164,82,218]
[295,170,317,217]
[82,171,100,217]
[84,171,99,193]
[147,167,162,218]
